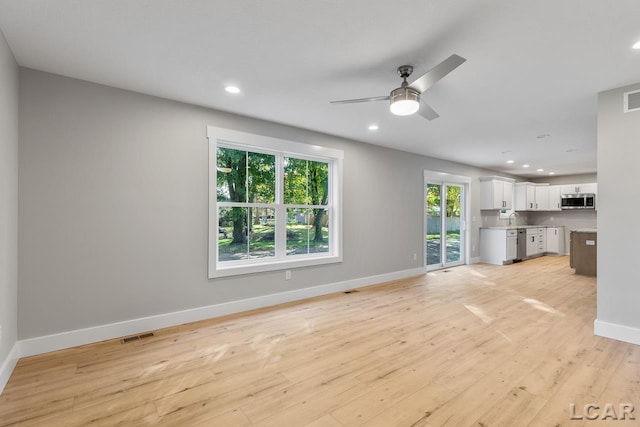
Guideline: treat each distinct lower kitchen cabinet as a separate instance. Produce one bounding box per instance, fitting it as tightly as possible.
[481,226,567,265]
[480,228,518,265]
[526,228,545,257]
[545,226,565,254]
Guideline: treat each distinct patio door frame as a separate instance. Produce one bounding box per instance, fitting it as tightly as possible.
[424,170,471,272]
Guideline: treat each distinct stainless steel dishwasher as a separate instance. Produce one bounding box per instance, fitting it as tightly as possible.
[516,228,527,261]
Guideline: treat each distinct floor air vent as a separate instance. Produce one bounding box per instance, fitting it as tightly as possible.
[343,289,359,294]
[121,332,155,344]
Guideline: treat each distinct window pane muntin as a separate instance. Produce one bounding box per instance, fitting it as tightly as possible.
[248,207,276,259]
[286,208,310,256]
[285,208,330,257]
[248,151,276,204]
[218,207,277,261]
[218,207,248,261]
[284,157,308,205]
[283,157,330,206]
[308,208,329,254]
[307,160,329,207]
[216,147,247,203]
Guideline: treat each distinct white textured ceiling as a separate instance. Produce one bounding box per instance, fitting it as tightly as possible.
[1,0,639,177]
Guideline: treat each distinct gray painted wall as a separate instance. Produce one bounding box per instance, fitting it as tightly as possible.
[597,82,640,330]
[0,31,18,364]
[18,69,506,339]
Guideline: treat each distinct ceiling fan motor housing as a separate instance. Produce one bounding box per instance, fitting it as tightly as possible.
[389,86,420,115]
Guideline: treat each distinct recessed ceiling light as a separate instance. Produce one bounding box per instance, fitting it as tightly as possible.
[224,85,241,94]
[633,40,640,50]
[506,160,515,164]
[536,168,544,172]
[522,164,530,168]
[368,124,379,131]
[548,172,556,175]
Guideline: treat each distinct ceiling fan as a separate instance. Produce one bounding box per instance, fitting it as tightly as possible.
[330,54,466,120]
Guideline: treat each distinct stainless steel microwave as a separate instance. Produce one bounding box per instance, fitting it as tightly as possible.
[561,193,595,209]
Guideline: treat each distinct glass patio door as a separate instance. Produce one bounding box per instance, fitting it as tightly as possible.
[426,182,464,270]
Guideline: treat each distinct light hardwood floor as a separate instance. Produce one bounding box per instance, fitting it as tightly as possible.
[1,256,638,426]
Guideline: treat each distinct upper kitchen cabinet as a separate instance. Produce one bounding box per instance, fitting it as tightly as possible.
[560,183,597,195]
[535,185,550,211]
[548,185,562,211]
[514,182,550,211]
[514,183,535,211]
[480,176,515,210]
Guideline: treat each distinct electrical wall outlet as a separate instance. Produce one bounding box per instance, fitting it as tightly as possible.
[285,270,291,280]
[413,253,417,261]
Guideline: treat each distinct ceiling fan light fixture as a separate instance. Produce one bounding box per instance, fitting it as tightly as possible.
[389,87,420,116]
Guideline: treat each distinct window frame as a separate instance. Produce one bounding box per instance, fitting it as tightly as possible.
[207,126,343,278]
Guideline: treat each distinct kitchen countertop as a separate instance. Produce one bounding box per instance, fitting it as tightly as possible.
[570,228,597,233]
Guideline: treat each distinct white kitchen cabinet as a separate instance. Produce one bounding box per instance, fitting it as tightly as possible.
[515,183,549,211]
[545,226,565,254]
[561,183,597,195]
[525,228,536,256]
[537,227,546,254]
[480,177,514,210]
[535,186,550,211]
[525,227,546,256]
[514,183,535,211]
[548,185,562,211]
[480,228,518,265]
[506,229,518,261]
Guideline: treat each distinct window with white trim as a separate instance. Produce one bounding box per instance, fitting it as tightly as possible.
[207,126,343,278]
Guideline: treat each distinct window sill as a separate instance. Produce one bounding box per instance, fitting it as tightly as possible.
[209,254,343,278]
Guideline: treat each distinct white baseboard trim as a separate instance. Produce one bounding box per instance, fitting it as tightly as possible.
[19,267,426,358]
[594,319,640,346]
[0,342,20,395]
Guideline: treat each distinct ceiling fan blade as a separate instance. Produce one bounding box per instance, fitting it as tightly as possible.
[417,100,440,120]
[409,54,466,94]
[330,95,390,104]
